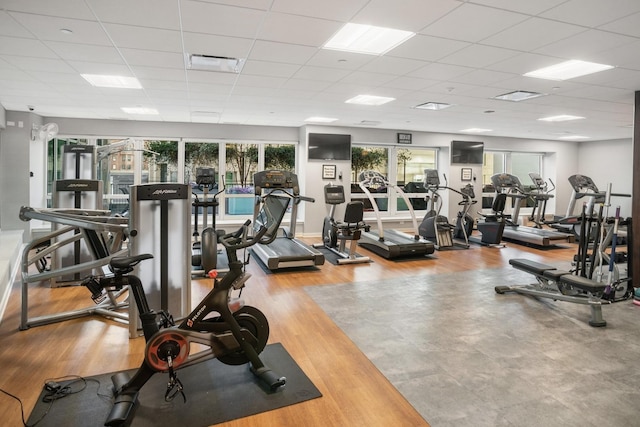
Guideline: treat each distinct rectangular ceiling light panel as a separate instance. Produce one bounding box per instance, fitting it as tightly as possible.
[82,74,142,89]
[538,114,585,122]
[121,107,159,115]
[345,94,395,106]
[524,60,613,81]
[305,116,339,123]
[323,23,415,55]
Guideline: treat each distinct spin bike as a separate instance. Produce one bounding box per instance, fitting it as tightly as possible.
[84,218,286,426]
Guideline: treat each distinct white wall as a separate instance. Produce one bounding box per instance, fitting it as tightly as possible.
[577,138,633,217]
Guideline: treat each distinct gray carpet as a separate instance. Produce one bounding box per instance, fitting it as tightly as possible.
[305,268,640,427]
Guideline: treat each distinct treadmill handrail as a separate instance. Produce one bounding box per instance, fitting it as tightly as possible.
[358,171,421,240]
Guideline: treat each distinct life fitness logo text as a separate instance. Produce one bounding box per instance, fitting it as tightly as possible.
[152,189,178,195]
[186,305,206,327]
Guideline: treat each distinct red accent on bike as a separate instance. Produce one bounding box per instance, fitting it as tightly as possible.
[208,270,218,278]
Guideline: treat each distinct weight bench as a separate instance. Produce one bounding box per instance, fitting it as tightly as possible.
[495,258,609,327]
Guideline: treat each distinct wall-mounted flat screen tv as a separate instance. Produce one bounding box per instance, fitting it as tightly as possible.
[451,140,484,165]
[308,133,351,161]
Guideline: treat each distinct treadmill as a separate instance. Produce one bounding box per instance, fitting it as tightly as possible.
[490,173,574,247]
[249,170,325,270]
[356,171,435,259]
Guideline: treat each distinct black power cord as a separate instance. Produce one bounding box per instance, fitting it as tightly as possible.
[0,375,111,427]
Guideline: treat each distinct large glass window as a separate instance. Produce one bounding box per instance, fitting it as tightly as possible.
[351,145,389,212]
[396,148,436,212]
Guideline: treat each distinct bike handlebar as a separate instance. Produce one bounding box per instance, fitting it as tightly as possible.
[219,220,268,250]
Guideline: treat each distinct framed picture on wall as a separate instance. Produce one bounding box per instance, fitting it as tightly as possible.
[322,164,337,180]
[461,167,473,181]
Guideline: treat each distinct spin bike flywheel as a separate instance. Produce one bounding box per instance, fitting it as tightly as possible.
[217,305,270,366]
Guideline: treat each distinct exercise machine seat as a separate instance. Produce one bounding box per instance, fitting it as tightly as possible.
[336,201,365,241]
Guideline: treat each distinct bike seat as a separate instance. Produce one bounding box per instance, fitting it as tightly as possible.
[110,254,153,271]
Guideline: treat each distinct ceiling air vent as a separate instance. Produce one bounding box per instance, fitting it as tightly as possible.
[186,54,245,73]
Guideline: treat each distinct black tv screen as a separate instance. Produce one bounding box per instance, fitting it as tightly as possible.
[451,140,484,165]
[308,133,351,160]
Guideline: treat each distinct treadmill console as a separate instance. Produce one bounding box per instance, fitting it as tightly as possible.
[254,170,299,194]
[423,169,440,188]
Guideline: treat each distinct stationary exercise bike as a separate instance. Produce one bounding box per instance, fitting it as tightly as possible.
[313,183,370,264]
[83,196,290,427]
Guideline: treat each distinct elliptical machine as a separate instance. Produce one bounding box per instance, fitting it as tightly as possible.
[313,184,370,264]
[191,168,225,276]
[419,169,471,249]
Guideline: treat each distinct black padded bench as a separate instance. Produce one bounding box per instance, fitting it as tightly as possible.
[498,258,609,327]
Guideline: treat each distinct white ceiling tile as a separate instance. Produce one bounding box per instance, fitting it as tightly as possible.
[2,56,76,73]
[180,1,266,38]
[408,63,474,81]
[120,49,185,69]
[0,11,33,37]
[9,13,111,45]
[248,41,318,65]
[241,60,301,78]
[103,24,182,52]
[421,3,529,42]
[382,76,439,91]
[87,0,181,30]
[387,35,470,62]
[358,56,429,76]
[338,71,397,86]
[182,33,254,59]
[186,70,239,85]
[467,0,566,15]
[0,35,58,58]
[130,66,186,81]
[293,65,352,82]
[306,49,376,70]
[599,12,640,38]
[484,52,562,75]
[66,61,132,75]
[540,0,640,27]
[271,0,368,21]
[353,0,462,32]
[258,12,341,47]
[235,74,287,88]
[482,17,586,51]
[45,41,123,63]
[534,30,638,61]
[440,44,520,68]
[450,69,518,86]
[0,0,95,19]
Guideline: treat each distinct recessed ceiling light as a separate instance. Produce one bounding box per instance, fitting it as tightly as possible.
[121,107,159,115]
[524,60,614,81]
[558,135,590,140]
[460,128,492,133]
[81,74,142,89]
[305,116,339,123]
[186,54,245,73]
[345,94,395,106]
[323,23,415,55]
[415,102,452,110]
[494,90,544,102]
[538,114,585,122]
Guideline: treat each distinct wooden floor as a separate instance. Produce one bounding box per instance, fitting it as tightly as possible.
[0,235,577,426]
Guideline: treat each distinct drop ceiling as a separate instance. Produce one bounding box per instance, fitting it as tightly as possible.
[1,0,639,141]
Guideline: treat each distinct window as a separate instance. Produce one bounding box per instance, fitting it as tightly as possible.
[351,145,389,211]
[396,147,436,212]
[482,151,543,209]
